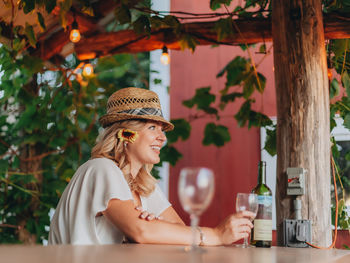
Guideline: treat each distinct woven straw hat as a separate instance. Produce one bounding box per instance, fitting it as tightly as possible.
[99,87,174,131]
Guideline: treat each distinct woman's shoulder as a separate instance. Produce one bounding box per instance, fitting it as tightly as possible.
[78,158,123,176]
[83,157,119,169]
[76,158,126,184]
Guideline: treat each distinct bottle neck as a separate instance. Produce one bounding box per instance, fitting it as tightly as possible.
[258,161,266,184]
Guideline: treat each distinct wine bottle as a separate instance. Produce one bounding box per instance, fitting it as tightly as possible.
[251,161,272,247]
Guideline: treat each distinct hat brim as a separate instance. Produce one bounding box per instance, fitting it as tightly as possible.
[99,113,174,132]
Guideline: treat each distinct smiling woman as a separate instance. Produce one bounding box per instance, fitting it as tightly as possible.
[48,87,254,246]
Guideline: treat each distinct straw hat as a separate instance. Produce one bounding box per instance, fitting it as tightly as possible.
[99,87,174,131]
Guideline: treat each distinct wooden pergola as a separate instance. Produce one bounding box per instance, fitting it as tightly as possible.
[2,0,350,246]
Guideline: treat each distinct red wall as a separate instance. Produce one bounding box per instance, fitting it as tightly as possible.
[169,1,276,228]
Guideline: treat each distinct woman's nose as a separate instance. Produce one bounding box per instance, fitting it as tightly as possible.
[157,130,166,142]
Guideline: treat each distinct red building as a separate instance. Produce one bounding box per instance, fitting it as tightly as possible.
[167,1,276,227]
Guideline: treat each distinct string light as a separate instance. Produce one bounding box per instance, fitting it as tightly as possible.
[83,63,94,76]
[70,19,81,43]
[160,46,170,65]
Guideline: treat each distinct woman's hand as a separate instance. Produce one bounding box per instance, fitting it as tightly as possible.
[135,206,163,221]
[214,211,255,245]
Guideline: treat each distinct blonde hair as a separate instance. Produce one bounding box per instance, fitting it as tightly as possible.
[91,120,157,196]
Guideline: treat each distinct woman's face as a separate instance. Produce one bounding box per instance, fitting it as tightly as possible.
[126,121,166,167]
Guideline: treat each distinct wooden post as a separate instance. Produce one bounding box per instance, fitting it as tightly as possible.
[272,0,331,246]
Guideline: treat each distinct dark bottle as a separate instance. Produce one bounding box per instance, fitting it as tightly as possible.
[251,161,272,247]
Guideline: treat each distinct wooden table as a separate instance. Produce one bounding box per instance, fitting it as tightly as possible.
[1,244,350,263]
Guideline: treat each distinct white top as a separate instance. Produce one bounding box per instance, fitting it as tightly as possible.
[48,158,171,245]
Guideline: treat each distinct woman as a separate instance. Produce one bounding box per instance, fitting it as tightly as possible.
[49,87,254,245]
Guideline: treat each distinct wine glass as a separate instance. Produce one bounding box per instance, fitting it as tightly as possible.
[178,167,215,251]
[235,193,258,248]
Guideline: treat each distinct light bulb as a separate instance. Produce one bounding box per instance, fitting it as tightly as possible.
[160,46,170,65]
[70,29,81,43]
[70,19,81,43]
[83,63,93,76]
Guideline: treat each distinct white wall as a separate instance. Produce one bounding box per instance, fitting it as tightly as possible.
[150,0,171,197]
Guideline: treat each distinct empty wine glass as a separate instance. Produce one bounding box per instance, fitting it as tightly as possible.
[235,193,258,248]
[178,167,215,251]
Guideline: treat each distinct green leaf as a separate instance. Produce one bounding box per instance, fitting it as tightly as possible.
[220,92,243,103]
[58,7,67,29]
[343,113,350,130]
[331,137,340,159]
[217,56,249,88]
[159,145,183,166]
[153,78,162,85]
[338,199,346,214]
[264,127,277,156]
[60,168,74,182]
[15,105,37,129]
[149,16,164,29]
[81,6,94,17]
[243,71,266,97]
[203,123,231,147]
[248,111,273,128]
[37,12,46,32]
[133,15,150,35]
[203,107,218,115]
[259,44,266,53]
[163,15,181,28]
[166,118,191,144]
[12,38,26,52]
[243,73,255,98]
[234,100,251,127]
[22,0,35,14]
[61,0,72,11]
[45,0,57,14]
[255,72,266,93]
[182,87,216,110]
[238,43,256,51]
[214,18,234,41]
[179,34,199,52]
[341,71,350,97]
[331,39,348,59]
[0,160,9,173]
[115,4,131,24]
[330,78,340,98]
[10,173,37,184]
[210,0,232,10]
[24,23,36,48]
[12,156,20,170]
[22,55,44,74]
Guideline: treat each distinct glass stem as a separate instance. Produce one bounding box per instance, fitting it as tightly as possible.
[243,236,248,247]
[190,214,199,248]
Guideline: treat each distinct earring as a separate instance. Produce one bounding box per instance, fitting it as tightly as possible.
[124,142,127,148]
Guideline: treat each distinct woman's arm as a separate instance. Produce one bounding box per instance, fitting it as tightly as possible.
[103,199,253,246]
[159,206,186,225]
[135,206,185,225]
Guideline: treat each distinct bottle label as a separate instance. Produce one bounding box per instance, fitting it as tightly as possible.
[254,195,272,241]
[253,219,272,241]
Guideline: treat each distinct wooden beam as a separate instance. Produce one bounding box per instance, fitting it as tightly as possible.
[73,12,350,59]
[74,18,271,59]
[32,0,118,60]
[32,12,99,60]
[272,0,331,246]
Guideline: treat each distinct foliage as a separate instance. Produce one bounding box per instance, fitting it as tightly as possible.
[329,38,350,230]
[0,42,150,243]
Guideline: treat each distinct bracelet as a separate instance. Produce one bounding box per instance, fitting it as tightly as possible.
[196,226,205,246]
